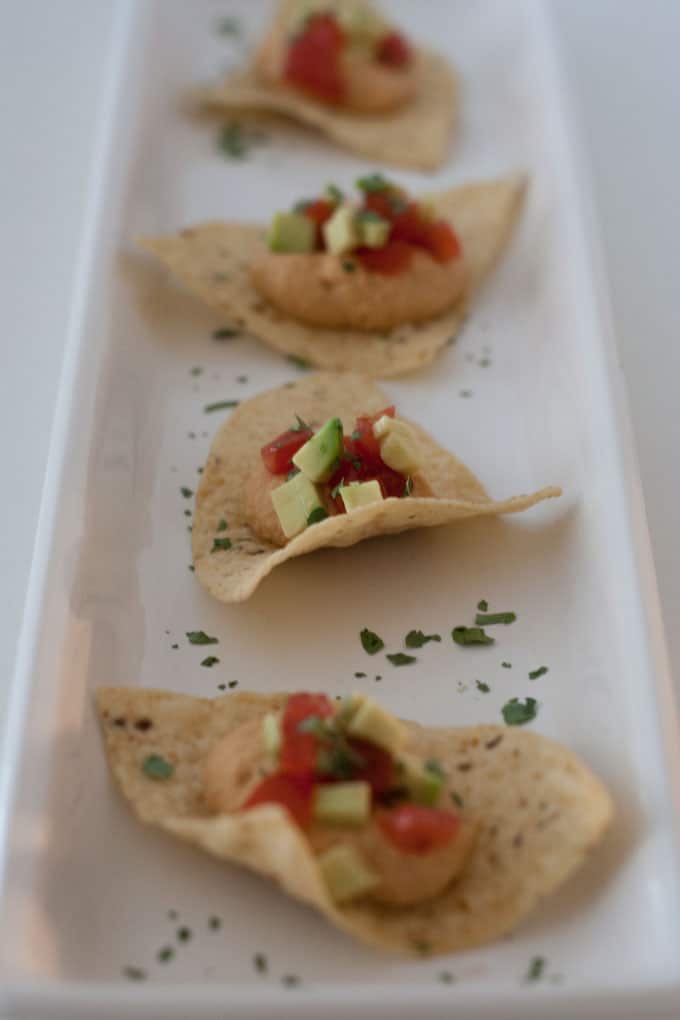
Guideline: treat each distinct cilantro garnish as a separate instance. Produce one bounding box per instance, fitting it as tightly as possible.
[142,754,174,780]
[452,626,494,646]
[325,183,344,203]
[291,414,310,432]
[307,507,328,526]
[403,476,414,496]
[356,172,392,193]
[216,519,228,531]
[190,366,203,377]
[424,759,445,780]
[158,946,175,964]
[286,467,300,480]
[476,680,491,693]
[204,399,239,413]
[217,121,257,159]
[360,628,384,654]
[502,697,538,726]
[201,656,220,668]
[405,629,441,648]
[186,631,218,645]
[177,926,192,943]
[450,791,464,808]
[211,537,232,552]
[525,956,546,983]
[180,487,193,498]
[529,666,549,680]
[287,355,310,370]
[213,326,239,340]
[477,599,488,612]
[342,260,356,272]
[475,611,517,626]
[386,652,417,666]
[354,671,366,678]
[502,661,512,669]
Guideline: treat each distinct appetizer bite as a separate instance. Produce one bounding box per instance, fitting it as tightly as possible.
[141,174,524,377]
[199,0,457,170]
[97,687,614,955]
[191,372,561,602]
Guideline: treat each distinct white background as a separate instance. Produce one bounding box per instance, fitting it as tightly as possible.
[0,0,679,1012]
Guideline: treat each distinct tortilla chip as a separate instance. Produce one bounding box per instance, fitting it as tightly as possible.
[197,0,457,171]
[140,175,524,378]
[192,372,560,602]
[97,687,614,956]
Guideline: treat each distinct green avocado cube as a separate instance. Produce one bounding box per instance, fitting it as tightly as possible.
[313,781,371,826]
[271,472,324,539]
[323,205,358,256]
[317,843,381,903]
[267,211,315,253]
[357,213,390,249]
[339,479,384,512]
[398,755,444,807]
[292,417,343,482]
[346,695,406,753]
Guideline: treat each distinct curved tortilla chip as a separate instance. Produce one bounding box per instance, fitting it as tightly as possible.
[140,176,525,378]
[96,687,614,956]
[197,0,457,171]
[191,372,561,602]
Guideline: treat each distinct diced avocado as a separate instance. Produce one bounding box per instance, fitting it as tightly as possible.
[317,843,381,903]
[262,713,281,756]
[267,211,315,254]
[323,206,358,256]
[339,479,384,512]
[373,417,421,475]
[271,472,324,539]
[313,781,371,826]
[357,213,390,249]
[398,754,444,807]
[292,417,343,483]
[346,695,406,753]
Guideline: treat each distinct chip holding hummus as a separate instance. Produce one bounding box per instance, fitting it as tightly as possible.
[97,686,614,955]
[141,173,524,377]
[191,372,561,602]
[199,0,457,169]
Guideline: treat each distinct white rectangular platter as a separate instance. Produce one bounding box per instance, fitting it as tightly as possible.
[1,1,680,1017]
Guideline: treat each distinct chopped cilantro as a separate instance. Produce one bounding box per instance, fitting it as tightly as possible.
[286,467,300,480]
[475,611,517,626]
[201,656,220,668]
[476,680,491,693]
[438,971,455,984]
[186,631,218,645]
[360,628,384,655]
[158,946,175,963]
[142,754,174,780]
[452,626,494,646]
[217,121,251,159]
[176,926,192,943]
[413,938,432,956]
[122,966,147,981]
[342,260,356,272]
[479,356,492,367]
[171,643,179,649]
[217,684,226,691]
[213,326,239,340]
[204,399,239,413]
[183,509,191,517]
[525,956,546,983]
[502,697,538,726]
[354,671,367,678]
[529,666,549,680]
[190,366,203,377]
[405,629,441,648]
[209,916,222,931]
[424,759,445,780]
[228,680,238,689]
[477,599,488,612]
[386,652,417,666]
[450,791,464,808]
[374,675,382,681]
[253,952,268,974]
[180,487,193,498]
[237,374,248,383]
[216,14,240,36]
[287,355,309,370]
[356,172,391,193]
[217,519,228,531]
[325,183,344,203]
[211,537,232,552]
[403,476,414,496]
[307,507,329,526]
[502,661,512,669]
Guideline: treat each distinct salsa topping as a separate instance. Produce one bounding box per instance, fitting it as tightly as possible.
[283,9,413,106]
[265,175,462,275]
[263,407,422,540]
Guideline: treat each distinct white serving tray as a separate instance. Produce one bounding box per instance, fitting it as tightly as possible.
[1,1,679,1017]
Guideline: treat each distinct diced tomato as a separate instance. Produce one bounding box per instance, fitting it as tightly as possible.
[284,13,346,105]
[376,31,412,68]
[260,426,313,475]
[243,774,314,828]
[363,191,397,221]
[280,693,334,777]
[390,202,431,247]
[357,240,413,275]
[303,198,336,248]
[377,804,461,854]
[424,221,461,262]
[350,740,394,794]
[373,463,409,499]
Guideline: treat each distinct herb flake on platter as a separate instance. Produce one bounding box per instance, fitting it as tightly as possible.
[217,121,251,159]
[452,626,494,647]
[475,680,491,693]
[405,629,441,648]
[450,791,464,808]
[201,656,220,668]
[186,630,219,645]
[360,628,384,655]
[438,970,455,984]
[281,974,301,988]
[475,611,517,626]
[529,666,549,680]
[158,946,175,964]
[213,326,240,340]
[501,661,512,669]
[209,916,222,931]
[386,652,417,667]
[180,487,193,499]
[190,366,203,377]
[177,926,192,943]
[122,966,147,981]
[204,399,239,413]
[354,671,366,679]
[215,14,241,36]
[477,599,488,612]
[253,952,268,974]
[217,518,228,531]
[502,697,538,726]
[211,537,232,552]
[524,956,546,983]
[287,354,310,370]
[142,754,174,780]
